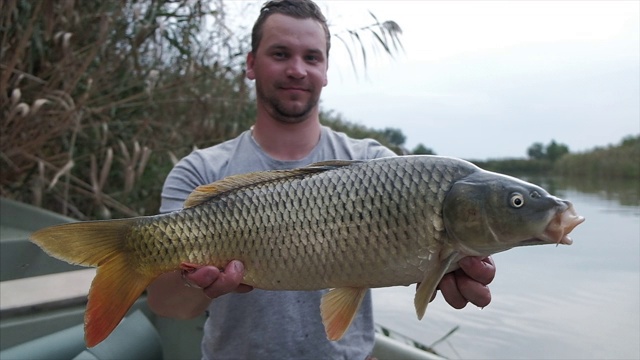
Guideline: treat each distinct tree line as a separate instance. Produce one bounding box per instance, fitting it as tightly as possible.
[476,135,639,179]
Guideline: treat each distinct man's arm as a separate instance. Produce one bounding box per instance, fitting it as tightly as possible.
[146,271,213,319]
[146,261,252,319]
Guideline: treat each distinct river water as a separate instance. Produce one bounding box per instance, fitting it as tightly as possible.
[372,176,640,359]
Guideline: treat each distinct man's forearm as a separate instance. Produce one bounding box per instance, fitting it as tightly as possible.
[147,271,212,319]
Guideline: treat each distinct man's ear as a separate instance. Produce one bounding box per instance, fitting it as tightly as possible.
[246,52,256,80]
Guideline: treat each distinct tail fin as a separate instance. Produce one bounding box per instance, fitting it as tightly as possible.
[30,219,156,347]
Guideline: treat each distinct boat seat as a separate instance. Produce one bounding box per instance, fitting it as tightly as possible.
[0,310,162,360]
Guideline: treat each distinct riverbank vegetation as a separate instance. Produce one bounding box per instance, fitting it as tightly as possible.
[1,1,636,221]
[475,136,639,180]
[1,0,403,220]
[554,135,639,179]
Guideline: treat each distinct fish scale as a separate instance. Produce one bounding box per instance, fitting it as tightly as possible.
[141,158,452,289]
[30,155,585,347]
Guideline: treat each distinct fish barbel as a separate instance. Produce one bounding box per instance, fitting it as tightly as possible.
[30,155,584,347]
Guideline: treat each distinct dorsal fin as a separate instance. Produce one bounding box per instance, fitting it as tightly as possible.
[183,160,363,208]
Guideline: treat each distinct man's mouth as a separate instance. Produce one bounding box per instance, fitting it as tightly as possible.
[281,87,308,92]
[278,83,309,91]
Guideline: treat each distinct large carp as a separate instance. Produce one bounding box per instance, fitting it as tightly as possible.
[30,155,584,347]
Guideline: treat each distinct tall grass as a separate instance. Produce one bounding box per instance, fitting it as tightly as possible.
[554,135,640,180]
[553,135,640,180]
[473,136,639,181]
[1,0,404,220]
[1,0,255,219]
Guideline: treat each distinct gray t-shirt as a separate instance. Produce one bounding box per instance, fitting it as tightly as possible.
[160,126,396,360]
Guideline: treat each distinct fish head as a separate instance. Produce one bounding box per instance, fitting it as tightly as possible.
[442,170,585,255]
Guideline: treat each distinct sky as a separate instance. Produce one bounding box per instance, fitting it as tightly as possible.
[315,0,640,160]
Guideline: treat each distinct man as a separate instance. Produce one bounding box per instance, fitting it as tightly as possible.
[147,1,495,358]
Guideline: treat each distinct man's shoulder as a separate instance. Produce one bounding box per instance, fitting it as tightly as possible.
[193,132,247,157]
[321,126,396,159]
[180,132,249,166]
[169,131,254,182]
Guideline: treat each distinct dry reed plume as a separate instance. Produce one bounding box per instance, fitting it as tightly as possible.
[1,0,405,220]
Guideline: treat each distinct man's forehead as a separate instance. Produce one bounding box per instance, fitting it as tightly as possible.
[260,14,327,53]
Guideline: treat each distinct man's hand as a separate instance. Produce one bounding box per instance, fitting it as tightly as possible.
[435,256,496,309]
[181,260,253,299]
[180,256,494,307]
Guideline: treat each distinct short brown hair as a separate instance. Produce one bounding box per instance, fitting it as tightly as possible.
[251,0,331,56]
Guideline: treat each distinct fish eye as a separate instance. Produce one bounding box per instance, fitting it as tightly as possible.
[510,193,525,208]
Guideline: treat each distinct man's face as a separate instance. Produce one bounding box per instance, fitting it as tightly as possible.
[247,14,328,124]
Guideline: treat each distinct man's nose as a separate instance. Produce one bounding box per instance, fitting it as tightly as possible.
[285,57,306,79]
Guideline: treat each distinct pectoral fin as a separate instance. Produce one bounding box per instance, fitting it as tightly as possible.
[415,253,458,320]
[320,287,368,341]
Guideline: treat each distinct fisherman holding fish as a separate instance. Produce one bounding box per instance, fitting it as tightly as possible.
[146,1,496,358]
[31,0,584,355]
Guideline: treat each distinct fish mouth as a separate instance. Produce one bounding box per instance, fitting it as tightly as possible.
[521,202,585,246]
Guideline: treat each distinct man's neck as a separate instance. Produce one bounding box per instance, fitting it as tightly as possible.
[251,116,322,161]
